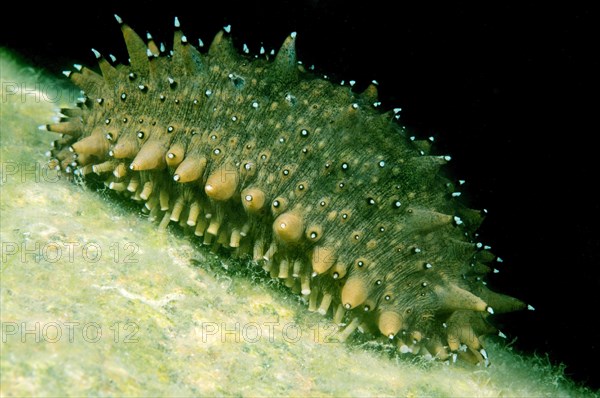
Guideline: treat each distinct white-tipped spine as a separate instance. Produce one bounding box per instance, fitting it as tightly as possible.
[91,48,101,59]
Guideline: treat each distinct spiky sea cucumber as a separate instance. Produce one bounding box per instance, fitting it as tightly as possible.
[44,15,529,364]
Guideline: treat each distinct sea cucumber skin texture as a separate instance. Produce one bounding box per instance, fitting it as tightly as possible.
[47,17,526,363]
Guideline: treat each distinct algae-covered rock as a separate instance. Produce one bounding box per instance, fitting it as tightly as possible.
[0,49,594,397]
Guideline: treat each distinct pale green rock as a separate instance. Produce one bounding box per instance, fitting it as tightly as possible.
[0,48,594,397]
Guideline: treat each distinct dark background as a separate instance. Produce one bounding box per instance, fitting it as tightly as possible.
[2,1,597,391]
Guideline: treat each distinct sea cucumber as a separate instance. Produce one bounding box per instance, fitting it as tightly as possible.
[44,15,529,364]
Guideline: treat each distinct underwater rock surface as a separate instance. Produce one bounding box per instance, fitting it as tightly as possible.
[0,49,594,397]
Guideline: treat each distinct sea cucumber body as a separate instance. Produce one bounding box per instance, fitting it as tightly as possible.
[47,17,525,363]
